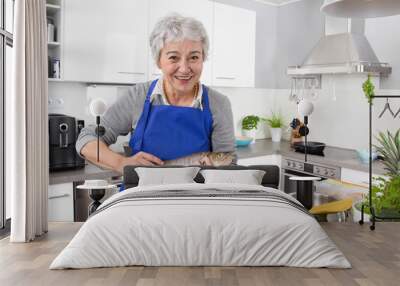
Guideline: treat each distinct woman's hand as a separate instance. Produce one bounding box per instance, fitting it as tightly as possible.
[119,151,164,172]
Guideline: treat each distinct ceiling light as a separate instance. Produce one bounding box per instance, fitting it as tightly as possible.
[321,0,400,18]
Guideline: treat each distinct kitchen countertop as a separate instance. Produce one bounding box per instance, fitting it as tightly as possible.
[236,139,386,175]
[49,163,121,185]
[49,139,386,184]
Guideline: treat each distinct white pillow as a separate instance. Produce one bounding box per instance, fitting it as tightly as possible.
[136,167,201,186]
[200,169,266,185]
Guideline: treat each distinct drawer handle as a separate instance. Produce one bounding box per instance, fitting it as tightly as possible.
[117,72,145,75]
[216,76,236,80]
[49,193,69,199]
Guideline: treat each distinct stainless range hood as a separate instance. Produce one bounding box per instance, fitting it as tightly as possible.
[287,17,391,76]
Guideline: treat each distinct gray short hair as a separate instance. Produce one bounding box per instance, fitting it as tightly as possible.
[149,13,209,63]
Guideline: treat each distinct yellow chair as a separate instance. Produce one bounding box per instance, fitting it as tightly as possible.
[310,198,353,222]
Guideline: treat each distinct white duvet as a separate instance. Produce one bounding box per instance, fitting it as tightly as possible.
[50,183,351,269]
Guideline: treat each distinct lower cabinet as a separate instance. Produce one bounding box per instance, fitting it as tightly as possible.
[74,182,119,222]
[48,183,74,222]
[340,168,383,188]
[48,181,119,222]
[237,155,281,167]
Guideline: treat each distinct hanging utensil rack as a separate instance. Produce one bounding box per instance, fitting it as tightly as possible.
[359,94,400,230]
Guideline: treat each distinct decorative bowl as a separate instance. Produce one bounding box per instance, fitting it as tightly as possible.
[357,149,377,164]
[235,136,253,147]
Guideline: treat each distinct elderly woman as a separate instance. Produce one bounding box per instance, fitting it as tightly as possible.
[76,14,236,173]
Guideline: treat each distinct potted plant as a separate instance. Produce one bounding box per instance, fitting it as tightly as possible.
[354,129,400,221]
[241,115,264,142]
[266,112,285,142]
[374,130,400,177]
[354,175,400,221]
[362,74,375,104]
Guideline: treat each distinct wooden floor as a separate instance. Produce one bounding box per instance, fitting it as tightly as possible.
[0,222,399,286]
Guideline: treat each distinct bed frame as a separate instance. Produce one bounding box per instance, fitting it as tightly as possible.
[123,165,280,189]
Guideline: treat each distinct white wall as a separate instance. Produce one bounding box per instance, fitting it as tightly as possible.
[276,0,324,88]
[366,15,400,89]
[215,87,276,138]
[274,74,400,150]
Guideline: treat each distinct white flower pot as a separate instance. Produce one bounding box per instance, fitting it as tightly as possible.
[242,129,256,143]
[270,128,282,142]
[352,201,370,223]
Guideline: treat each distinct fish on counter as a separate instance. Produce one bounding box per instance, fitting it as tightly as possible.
[164,152,234,166]
[123,142,234,166]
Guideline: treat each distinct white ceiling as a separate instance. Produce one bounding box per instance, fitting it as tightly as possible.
[255,0,303,6]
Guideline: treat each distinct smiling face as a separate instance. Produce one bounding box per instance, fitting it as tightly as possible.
[158,39,204,97]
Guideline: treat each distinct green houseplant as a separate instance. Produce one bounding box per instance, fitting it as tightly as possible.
[241,115,265,142]
[356,129,400,219]
[358,175,400,218]
[362,74,375,104]
[242,115,263,131]
[265,112,285,142]
[374,130,400,177]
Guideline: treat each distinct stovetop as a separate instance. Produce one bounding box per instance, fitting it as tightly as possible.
[282,156,341,179]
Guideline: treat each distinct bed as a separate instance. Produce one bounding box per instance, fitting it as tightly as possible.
[50,165,351,269]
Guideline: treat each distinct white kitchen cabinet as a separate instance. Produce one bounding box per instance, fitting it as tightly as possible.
[47,0,63,80]
[341,168,386,188]
[63,0,148,83]
[212,2,256,87]
[238,155,281,167]
[48,183,74,222]
[147,0,214,85]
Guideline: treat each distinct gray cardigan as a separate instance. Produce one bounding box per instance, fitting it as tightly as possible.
[76,81,236,158]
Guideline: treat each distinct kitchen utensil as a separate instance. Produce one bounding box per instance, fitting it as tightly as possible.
[290,118,301,129]
[289,78,298,102]
[298,125,309,136]
[309,78,319,100]
[293,141,326,155]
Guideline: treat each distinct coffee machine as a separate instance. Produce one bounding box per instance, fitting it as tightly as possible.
[49,114,85,171]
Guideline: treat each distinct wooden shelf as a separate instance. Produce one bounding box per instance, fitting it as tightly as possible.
[46,4,61,14]
[48,78,63,82]
[48,42,60,48]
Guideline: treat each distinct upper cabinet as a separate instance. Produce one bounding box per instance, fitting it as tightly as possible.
[47,0,63,80]
[212,3,256,87]
[63,0,148,83]
[61,0,256,87]
[147,0,214,85]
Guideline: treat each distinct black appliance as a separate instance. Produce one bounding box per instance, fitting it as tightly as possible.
[49,114,85,171]
[293,141,326,156]
[281,156,341,209]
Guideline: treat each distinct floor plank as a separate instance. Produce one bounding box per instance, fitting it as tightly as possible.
[0,222,399,286]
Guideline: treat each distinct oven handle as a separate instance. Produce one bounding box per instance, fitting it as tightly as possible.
[282,171,314,177]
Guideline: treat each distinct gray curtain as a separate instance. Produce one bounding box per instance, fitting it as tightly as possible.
[8,0,48,242]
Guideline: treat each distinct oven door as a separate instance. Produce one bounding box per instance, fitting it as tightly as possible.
[282,169,332,209]
[281,168,318,196]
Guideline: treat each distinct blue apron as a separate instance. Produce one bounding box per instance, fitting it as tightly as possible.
[129,79,213,160]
